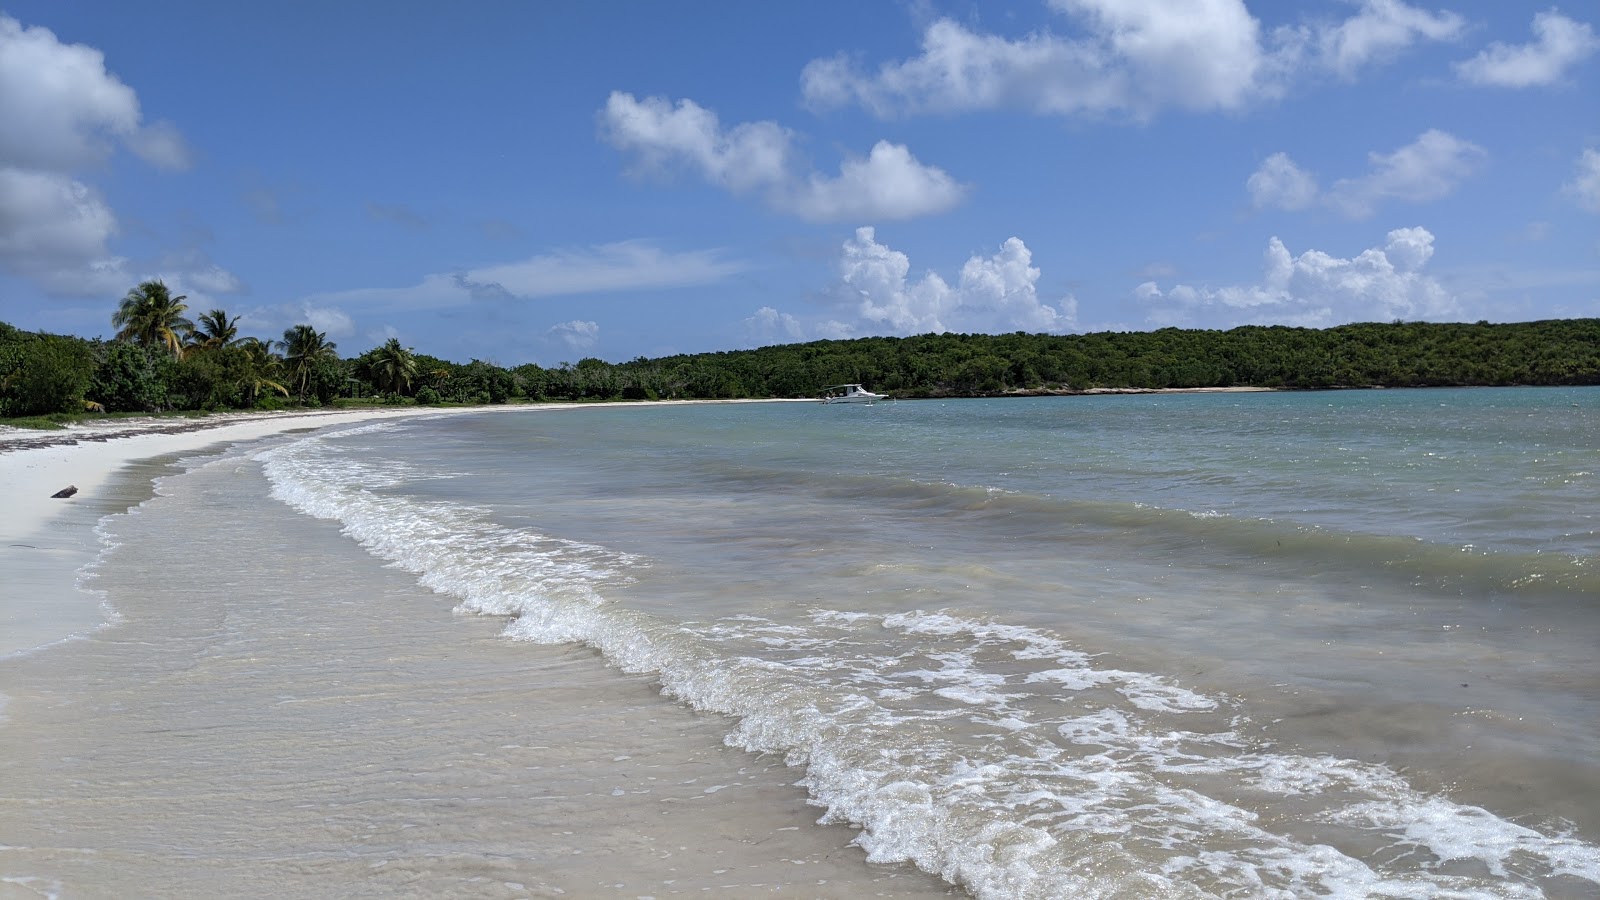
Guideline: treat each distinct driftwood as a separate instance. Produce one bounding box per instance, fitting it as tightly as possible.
[51,485,78,498]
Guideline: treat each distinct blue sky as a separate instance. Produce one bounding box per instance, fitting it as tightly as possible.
[1,1,1596,365]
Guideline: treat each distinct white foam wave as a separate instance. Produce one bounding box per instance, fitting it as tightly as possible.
[255,428,1600,900]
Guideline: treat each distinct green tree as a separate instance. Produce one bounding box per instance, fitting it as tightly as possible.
[187,309,242,352]
[89,341,167,412]
[0,333,95,417]
[276,324,338,401]
[236,337,290,405]
[369,338,418,396]
[112,280,192,358]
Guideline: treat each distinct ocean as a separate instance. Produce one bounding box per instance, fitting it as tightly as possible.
[2,387,1598,898]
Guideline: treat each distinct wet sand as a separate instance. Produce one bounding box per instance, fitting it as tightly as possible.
[0,413,955,899]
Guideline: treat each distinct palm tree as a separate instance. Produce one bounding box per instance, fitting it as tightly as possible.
[187,309,242,352]
[112,280,192,358]
[237,337,289,404]
[276,324,338,401]
[369,338,418,395]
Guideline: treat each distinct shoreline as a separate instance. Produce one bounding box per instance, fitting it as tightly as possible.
[0,399,806,659]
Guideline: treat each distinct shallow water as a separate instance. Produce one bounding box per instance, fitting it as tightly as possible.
[4,388,1598,898]
[0,451,955,898]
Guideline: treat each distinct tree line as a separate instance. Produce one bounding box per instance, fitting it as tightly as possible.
[3,280,1599,420]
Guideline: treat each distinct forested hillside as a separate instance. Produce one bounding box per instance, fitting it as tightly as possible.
[4,317,1598,420]
[590,319,1600,399]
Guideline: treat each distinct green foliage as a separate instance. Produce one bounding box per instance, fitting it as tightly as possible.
[592,320,1600,398]
[112,280,192,357]
[277,324,339,401]
[364,338,419,396]
[90,341,168,412]
[187,309,242,352]
[0,328,96,418]
[10,312,1600,423]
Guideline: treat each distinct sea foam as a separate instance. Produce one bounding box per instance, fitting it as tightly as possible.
[256,426,1600,899]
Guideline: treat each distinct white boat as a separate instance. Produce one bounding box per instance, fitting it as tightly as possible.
[821,384,887,404]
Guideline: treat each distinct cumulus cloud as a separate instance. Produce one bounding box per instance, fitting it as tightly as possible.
[1314,0,1464,79]
[0,16,191,170]
[801,0,1459,120]
[1455,9,1598,88]
[743,306,805,346]
[601,91,964,221]
[1326,130,1485,218]
[833,227,1076,335]
[0,167,122,289]
[1135,227,1459,328]
[790,141,966,222]
[1248,130,1483,218]
[1247,152,1319,210]
[549,320,600,351]
[1567,148,1600,212]
[0,15,196,297]
[601,92,791,192]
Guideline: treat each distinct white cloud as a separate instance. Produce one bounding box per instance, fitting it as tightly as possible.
[834,227,1076,335]
[124,120,192,171]
[789,141,965,222]
[465,241,747,297]
[800,0,1459,120]
[173,264,245,296]
[802,8,1267,119]
[1135,227,1459,328]
[743,306,805,346]
[0,15,196,299]
[601,91,964,221]
[300,303,355,338]
[1315,0,1464,79]
[1251,131,1483,219]
[601,92,791,192]
[0,16,190,172]
[297,242,746,314]
[1247,152,1319,210]
[549,320,600,351]
[1567,148,1600,212]
[0,167,120,284]
[1455,9,1599,88]
[1326,130,1485,218]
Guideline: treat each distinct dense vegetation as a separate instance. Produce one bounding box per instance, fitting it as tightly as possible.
[3,280,1598,422]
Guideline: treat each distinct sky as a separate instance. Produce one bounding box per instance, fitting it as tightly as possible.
[0,1,1596,366]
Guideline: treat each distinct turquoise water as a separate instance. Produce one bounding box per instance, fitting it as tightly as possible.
[250,388,1600,897]
[6,388,1597,898]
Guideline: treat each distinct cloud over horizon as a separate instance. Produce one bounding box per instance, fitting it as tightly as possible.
[1135,226,1459,328]
[837,227,1077,335]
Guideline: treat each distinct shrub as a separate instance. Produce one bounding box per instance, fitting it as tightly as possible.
[0,335,94,418]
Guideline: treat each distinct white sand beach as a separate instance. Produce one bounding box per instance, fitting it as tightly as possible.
[0,402,957,899]
[1,408,448,659]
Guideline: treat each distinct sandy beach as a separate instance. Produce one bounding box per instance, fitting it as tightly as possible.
[0,402,959,899]
[1,407,455,660]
